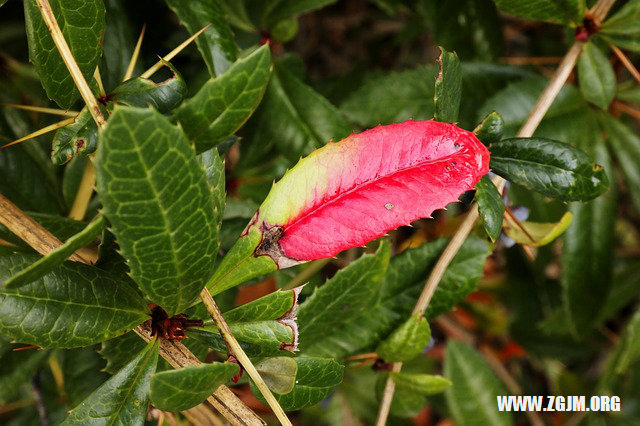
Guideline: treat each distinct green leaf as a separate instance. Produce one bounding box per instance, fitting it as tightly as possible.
[254,357,298,394]
[303,237,489,358]
[603,116,640,213]
[174,45,272,152]
[490,137,609,201]
[340,66,437,127]
[250,357,344,411]
[577,42,616,110]
[61,347,109,408]
[243,61,352,162]
[298,242,391,350]
[189,288,300,357]
[62,340,159,425]
[600,0,640,52]
[600,308,640,391]
[0,144,61,213]
[474,111,505,145]
[475,176,504,242]
[63,156,89,208]
[3,215,105,289]
[444,341,513,426]
[562,138,616,336]
[149,361,238,411]
[433,47,461,123]
[491,0,584,25]
[23,0,106,109]
[0,343,48,403]
[96,106,219,315]
[504,211,573,247]
[390,372,452,396]
[99,332,147,375]
[165,0,238,76]
[51,107,99,165]
[272,17,299,43]
[111,61,186,113]
[263,0,337,27]
[0,213,88,248]
[376,313,431,362]
[0,254,149,348]
[197,148,226,244]
[99,0,136,92]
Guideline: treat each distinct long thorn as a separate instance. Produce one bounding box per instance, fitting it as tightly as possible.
[93,67,106,97]
[140,25,209,79]
[0,102,79,117]
[199,288,292,426]
[0,117,75,149]
[68,161,96,221]
[34,0,106,128]
[124,25,146,81]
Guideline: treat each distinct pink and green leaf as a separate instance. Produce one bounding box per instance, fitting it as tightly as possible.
[207,119,490,295]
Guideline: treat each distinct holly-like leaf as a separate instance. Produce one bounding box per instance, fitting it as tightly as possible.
[250,357,344,411]
[0,254,149,348]
[242,61,352,162]
[189,288,301,357]
[490,137,609,201]
[376,313,431,362]
[23,0,105,109]
[254,357,298,394]
[51,108,100,165]
[165,0,238,76]
[491,0,584,25]
[173,45,272,152]
[111,61,186,113]
[503,211,572,247]
[475,176,504,242]
[433,47,461,123]
[603,116,640,213]
[577,42,616,110]
[96,106,219,315]
[198,148,226,245]
[149,362,239,412]
[474,111,505,145]
[444,341,513,426]
[562,139,616,336]
[298,242,391,350]
[304,237,489,358]
[600,0,640,52]
[3,215,105,289]
[208,120,490,294]
[62,340,159,425]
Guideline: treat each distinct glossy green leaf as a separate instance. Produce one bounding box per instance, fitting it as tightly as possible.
[272,17,299,42]
[224,288,299,323]
[99,332,147,375]
[504,211,573,247]
[264,0,337,27]
[304,237,489,358]
[475,176,504,242]
[51,108,100,165]
[254,357,298,394]
[149,362,238,411]
[111,61,186,113]
[0,343,48,403]
[600,0,640,52]
[562,138,616,336]
[174,45,272,152]
[62,340,159,425]
[197,147,226,245]
[491,0,584,25]
[96,106,219,315]
[3,215,105,289]
[23,0,105,108]
[490,137,609,201]
[243,61,352,162]
[341,66,438,127]
[577,42,616,110]
[603,116,640,213]
[61,347,109,408]
[0,254,149,348]
[250,357,344,411]
[433,47,461,123]
[376,313,431,362]
[390,372,452,396]
[165,0,238,76]
[0,144,61,213]
[474,111,505,145]
[444,340,513,426]
[99,0,136,92]
[298,242,391,351]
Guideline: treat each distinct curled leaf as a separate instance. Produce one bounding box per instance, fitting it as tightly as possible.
[51,107,99,165]
[503,210,573,247]
[208,120,490,294]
